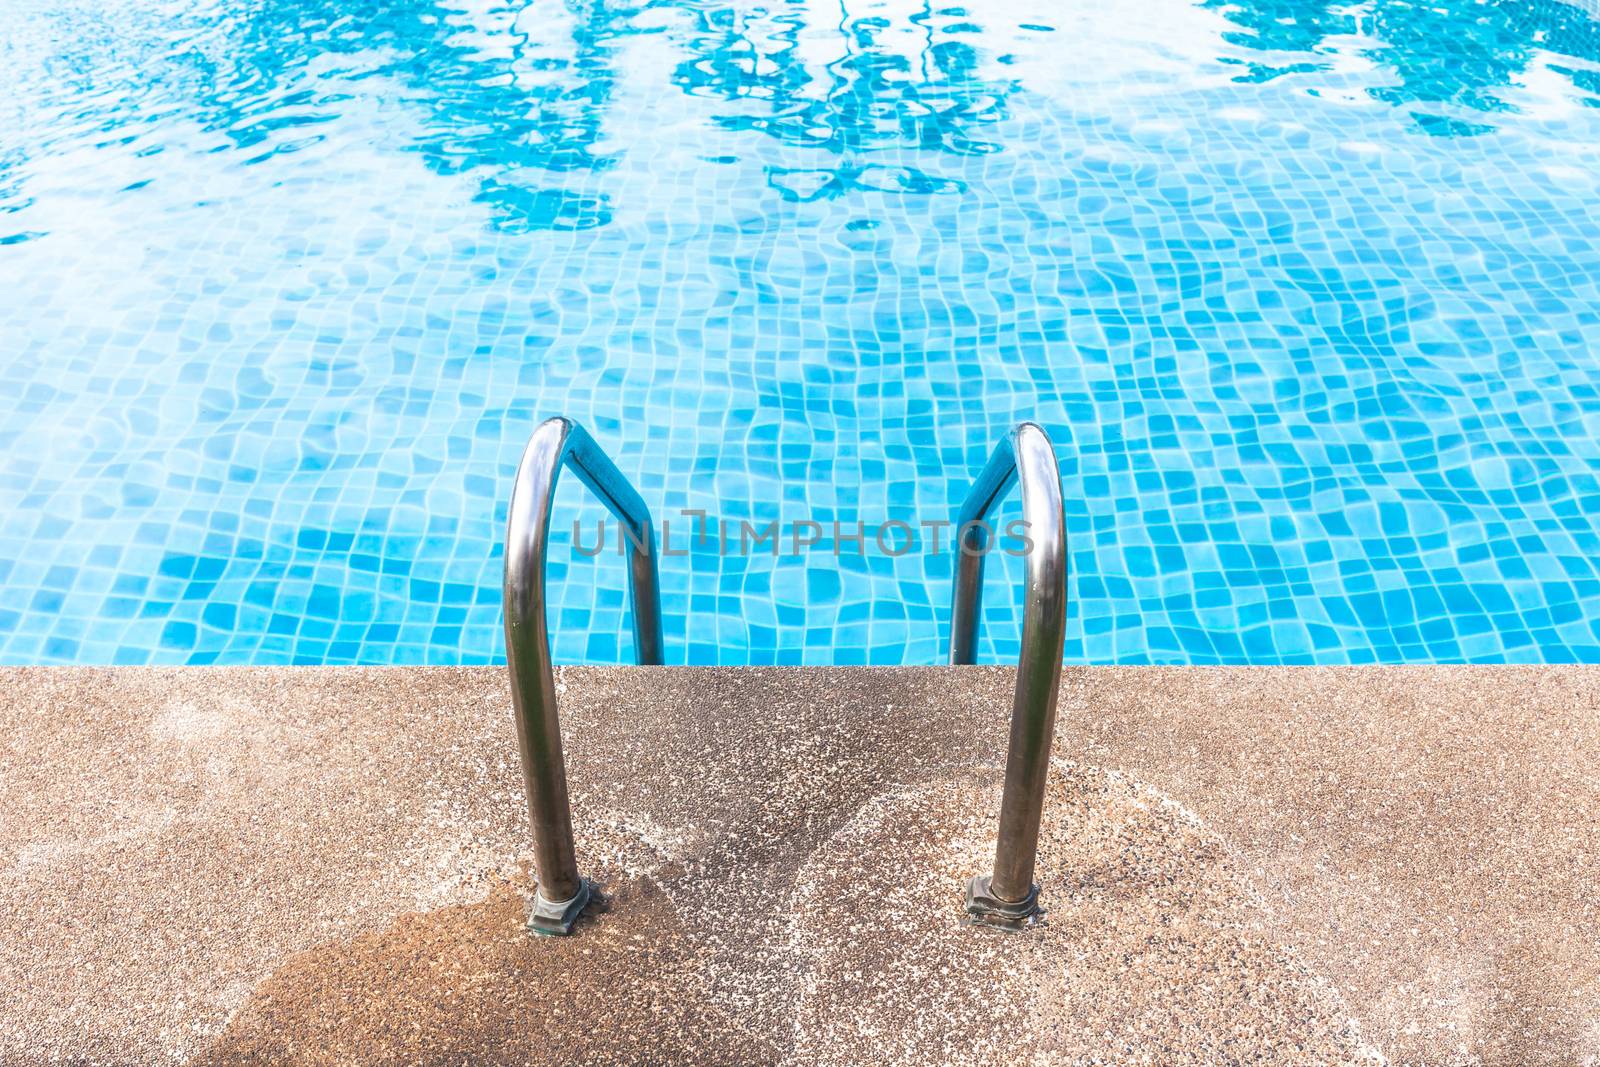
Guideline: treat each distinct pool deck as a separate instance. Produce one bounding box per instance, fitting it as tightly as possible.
[1,666,1597,1065]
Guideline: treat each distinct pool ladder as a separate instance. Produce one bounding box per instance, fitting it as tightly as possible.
[504,416,1066,935]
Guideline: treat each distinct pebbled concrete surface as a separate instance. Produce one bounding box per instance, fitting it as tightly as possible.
[0,666,1596,1065]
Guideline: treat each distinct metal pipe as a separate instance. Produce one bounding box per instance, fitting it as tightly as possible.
[503,416,664,935]
[949,422,1067,930]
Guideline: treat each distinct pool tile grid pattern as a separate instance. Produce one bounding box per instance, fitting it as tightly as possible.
[4,0,1600,663]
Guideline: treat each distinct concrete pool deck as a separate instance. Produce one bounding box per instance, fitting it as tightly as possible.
[1,666,1596,1064]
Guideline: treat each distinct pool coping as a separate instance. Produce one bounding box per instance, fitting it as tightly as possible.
[2,664,1596,1063]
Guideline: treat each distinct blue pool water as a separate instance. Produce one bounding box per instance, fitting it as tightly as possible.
[5,0,1600,665]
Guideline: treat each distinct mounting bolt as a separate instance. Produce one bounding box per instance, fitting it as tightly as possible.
[965,874,1043,932]
[527,877,594,937]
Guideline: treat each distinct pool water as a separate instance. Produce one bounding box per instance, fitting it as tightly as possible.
[5,0,1600,665]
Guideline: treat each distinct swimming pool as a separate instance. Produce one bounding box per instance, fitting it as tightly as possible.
[4,0,1600,665]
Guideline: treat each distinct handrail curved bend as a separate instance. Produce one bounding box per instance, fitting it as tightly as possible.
[949,422,1067,930]
[504,416,664,935]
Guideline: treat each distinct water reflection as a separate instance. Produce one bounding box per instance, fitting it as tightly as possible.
[195,0,1013,227]
[12,0,1600,242]
[190,0,626,230]
[0,149,36,245]
[673,4,1014,201]
[1209,0,1600,134]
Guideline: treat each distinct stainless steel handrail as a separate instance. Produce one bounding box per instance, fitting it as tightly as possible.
[504,416,665,936]
[949,422,1067,930]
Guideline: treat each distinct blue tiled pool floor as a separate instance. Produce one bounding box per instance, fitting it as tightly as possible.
[5,0,1600,664]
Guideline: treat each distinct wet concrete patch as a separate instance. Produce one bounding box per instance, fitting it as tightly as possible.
[196,873,776,1066]
[788,761,1383,1065]
[196,759,1386,1065]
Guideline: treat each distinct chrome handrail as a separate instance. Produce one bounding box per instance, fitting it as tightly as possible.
[949,422,1067,930]
[504,416,664,936]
